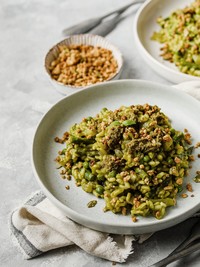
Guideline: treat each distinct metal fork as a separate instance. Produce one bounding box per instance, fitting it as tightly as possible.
[149,218,200,267]
[62,0,144,36]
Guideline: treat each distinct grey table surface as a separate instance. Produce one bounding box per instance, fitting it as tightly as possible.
[0,0,200,266]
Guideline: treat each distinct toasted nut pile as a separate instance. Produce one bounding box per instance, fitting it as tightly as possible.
[48,44,118,87]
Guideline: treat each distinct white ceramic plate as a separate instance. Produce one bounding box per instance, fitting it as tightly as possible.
[134,0,200,84]
[32,80,200,234]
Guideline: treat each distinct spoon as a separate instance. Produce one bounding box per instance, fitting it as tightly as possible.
[149,218,200,267]
[62,0,144,36]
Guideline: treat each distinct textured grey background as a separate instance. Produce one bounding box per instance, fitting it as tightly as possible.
[0,0,199,266]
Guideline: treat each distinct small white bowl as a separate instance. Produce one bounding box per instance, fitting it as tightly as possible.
[45,34,123,95]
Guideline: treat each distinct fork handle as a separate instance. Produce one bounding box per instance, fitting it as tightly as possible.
[88,16,122,36]
[99,0,144,18]
[62,0,144,36]
[149,241,200,267]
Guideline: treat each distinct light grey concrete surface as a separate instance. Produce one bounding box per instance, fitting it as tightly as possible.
[0,0,200,266]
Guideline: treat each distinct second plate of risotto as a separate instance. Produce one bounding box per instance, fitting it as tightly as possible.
[134,0,200,83]
[32,79,200,234]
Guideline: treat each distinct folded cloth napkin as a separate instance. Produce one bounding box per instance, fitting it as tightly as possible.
[10,191,152,262]
[10,82,200,262]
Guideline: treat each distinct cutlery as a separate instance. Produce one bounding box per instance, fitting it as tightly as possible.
[149,219,200,267]
[62,0,144,36]
[88,15,124,37]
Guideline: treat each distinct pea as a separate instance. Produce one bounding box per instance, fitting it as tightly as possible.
[157,154,163,161]
[170,128,175,135]
[97,174,105,182]
[143,155,150,162]
[96,185,104,195]
[135,167,141,174]
[82,182,93,193]
[108,170,116,178]
[177,185,183,193]
[167,157,173,164]
[85,171,95,181]
[148,152,154,159]
[115,149,123,158]
[83,161,89,169]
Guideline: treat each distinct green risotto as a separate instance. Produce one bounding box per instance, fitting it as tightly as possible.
[151,0,200,77]
[56,104,193,220]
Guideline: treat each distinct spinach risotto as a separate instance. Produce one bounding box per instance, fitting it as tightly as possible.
[151,0,200,77]
[56,104,193,220]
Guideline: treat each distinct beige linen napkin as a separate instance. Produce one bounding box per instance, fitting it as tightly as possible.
[10,191,152,262]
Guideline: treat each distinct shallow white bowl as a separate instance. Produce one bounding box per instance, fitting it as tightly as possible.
[32,79,200,234]
[45,34,123,95]
[134,0,200,84]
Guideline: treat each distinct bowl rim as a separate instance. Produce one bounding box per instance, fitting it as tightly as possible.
[44,34,124,90]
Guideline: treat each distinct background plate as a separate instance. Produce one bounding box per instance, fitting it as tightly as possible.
[32,80,200,234]
[134,0,200,84]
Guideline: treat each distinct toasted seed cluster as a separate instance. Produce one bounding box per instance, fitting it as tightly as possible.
[55,104,194,220]
[87,200,97,208]
[48,44,118,87]
[151,0,200,77]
